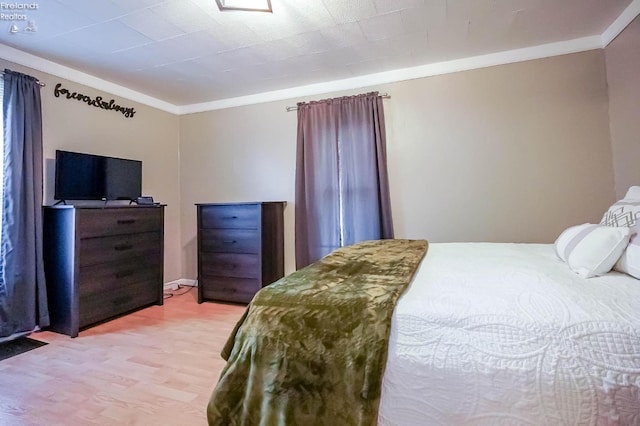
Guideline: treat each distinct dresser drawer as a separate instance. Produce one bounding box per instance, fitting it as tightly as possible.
[77,208,163,238]
[195,202,284,305]
[200,229,259,254]
[200,277,261,304]
[200,204,259,229]
[78,257,161,298]
[79,279,158,328]
[79,231,162,266]
[43,205,165,337]
[200,253,259,279]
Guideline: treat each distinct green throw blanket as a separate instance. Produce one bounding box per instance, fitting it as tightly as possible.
[207,239,428,426]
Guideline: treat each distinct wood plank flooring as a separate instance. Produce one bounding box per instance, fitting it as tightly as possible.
[0,289,245,426]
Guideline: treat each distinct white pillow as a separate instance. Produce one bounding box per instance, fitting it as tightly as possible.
[600,194,640,278]
[614,234,640,278]
[555,223,630,278]
[623,186,640,200]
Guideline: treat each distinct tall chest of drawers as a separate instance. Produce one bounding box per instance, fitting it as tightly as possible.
[43,205,165,337]
[196,202,285,304]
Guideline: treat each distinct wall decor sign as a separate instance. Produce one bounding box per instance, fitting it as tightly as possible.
[53,83,136,118]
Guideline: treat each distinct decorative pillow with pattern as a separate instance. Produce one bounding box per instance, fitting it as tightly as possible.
[555,223,631,278]
[601,196,640,279]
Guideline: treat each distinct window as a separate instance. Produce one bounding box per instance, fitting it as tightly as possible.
[294,92,394,268]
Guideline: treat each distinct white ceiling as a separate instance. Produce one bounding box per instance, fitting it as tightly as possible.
[0,0,636,111]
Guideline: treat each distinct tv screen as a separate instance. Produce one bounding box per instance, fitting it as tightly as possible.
[55,150,142,201]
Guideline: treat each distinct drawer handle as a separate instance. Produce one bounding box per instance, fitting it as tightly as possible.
[115,270,135,279]
[114,243,133,251]
[223,216,238,220]
[117,219,136,225]
[222,240,237,244]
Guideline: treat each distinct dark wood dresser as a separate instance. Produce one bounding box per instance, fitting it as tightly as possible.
[196,202,285,304]
[43,205,165,337]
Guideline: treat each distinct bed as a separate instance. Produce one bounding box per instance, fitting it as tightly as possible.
[380,242,640,425]
[212,238,640,426]
[207,240,640,425]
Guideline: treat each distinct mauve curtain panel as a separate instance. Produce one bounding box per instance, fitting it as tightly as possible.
[0,69,49,339]
[295,92,393,269]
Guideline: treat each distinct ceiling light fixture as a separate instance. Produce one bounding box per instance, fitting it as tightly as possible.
[215,0,272,13]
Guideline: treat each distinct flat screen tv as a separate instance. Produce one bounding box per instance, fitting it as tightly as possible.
[54,150,142,202]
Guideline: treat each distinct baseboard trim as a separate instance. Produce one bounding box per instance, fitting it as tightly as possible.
[164,279,198,291]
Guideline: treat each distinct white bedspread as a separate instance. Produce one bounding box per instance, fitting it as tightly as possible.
[379,243,640,426]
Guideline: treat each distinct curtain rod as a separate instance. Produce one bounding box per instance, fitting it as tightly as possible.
[286,93,390,112]
[0,71,46,87]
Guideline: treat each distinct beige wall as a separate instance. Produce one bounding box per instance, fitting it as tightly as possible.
[1,59,182,282]
[605,16,640,199]
[387,50,614,243]
[179,104,297,277]
[179,49,615,279]
[3,46,618,283]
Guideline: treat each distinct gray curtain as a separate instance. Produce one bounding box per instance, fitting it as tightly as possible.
[0,69,48,339]
[295,92,393,268]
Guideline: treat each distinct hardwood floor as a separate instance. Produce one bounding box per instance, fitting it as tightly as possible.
[0,288,245,426]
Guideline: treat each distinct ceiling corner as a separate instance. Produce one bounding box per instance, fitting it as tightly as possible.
[0,42,181,115]
[601,0,640,47]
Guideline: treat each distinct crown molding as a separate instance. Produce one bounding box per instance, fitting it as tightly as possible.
[0,43,180,115]
[2,0,639,116]
[602,0,640,46]
[178,35,603,114]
